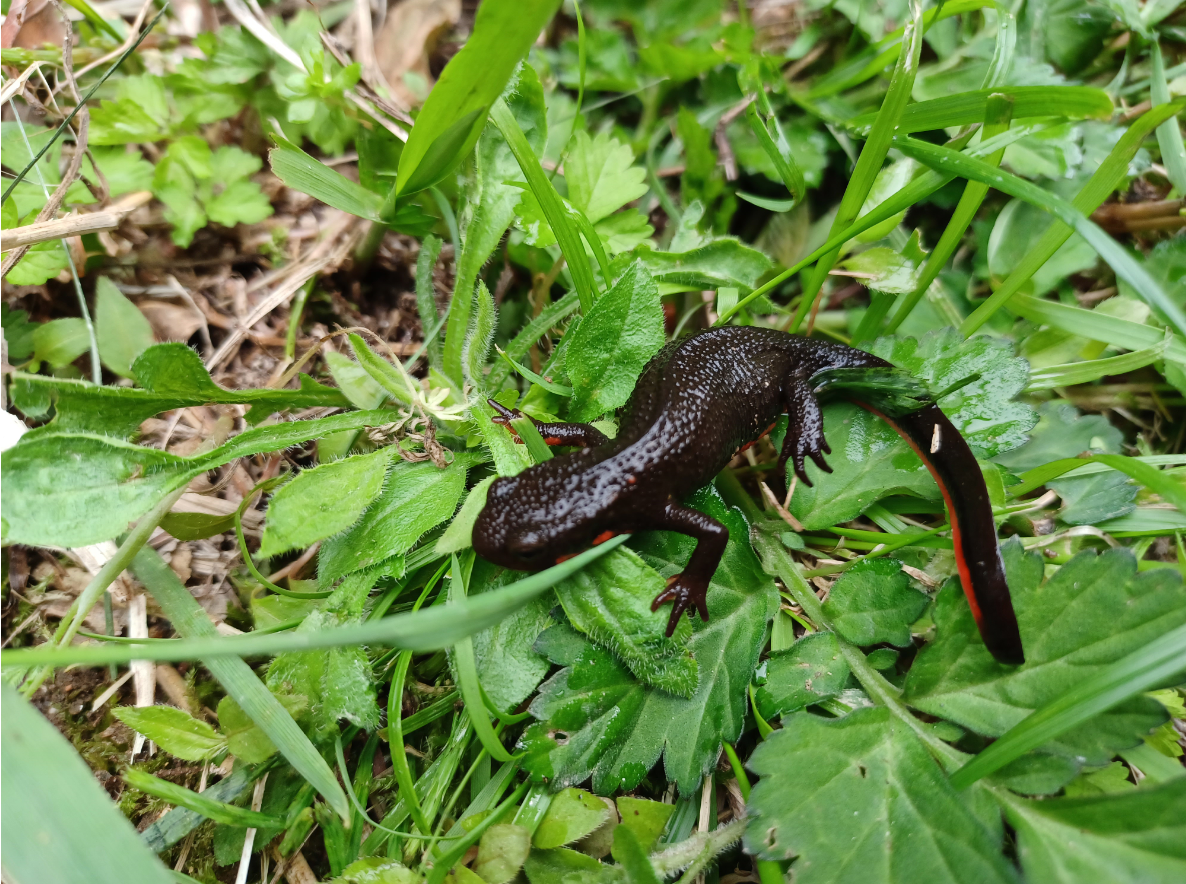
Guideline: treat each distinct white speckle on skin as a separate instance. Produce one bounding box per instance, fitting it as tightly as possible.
[930,423,941,454]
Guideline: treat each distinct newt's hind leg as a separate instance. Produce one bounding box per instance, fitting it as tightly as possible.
[488,399,609,448]
[648,501,729,636]
[778,378,831,486]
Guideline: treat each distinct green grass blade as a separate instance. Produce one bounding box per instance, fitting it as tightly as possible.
[895,135,1186,339]
[450,553,515,762]
[949,622,1186,789]
[960,98,1186,336]
[123,770,284,829]
[388,651,434,834]
[489,99,598,311]
[788,0,926,332]
[129,548,352,822]
[718,124,1046,325]
[1151,42,1186,194]
[1025,340,1166,391]
[2,683,176,884]
[394,0,560,198]
[884,92,1015,334]
[745,101,806,203]
[807,0,989,98]
[269,134,383,221]
[2,536,629,670]
[1008,293,1186,364]
[510,414,557,461]
[848,86,1112,135]
[496,346,574,396]
[1008,454,1186,512]
[140,767,257,853]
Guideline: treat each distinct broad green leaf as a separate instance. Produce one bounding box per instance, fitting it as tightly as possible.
[1,304,36,361]
[994,401,1122,472]
[849,86,1112,135]
[93,277,154,379]
[565,260,664,422]
[338,859,422,883]
[12,342,348,436]
[523,847,610,883]
[566,131,648,224]
[395,0,560,197]
[216,692,308,764]
[112,705,226,761]
[555,546,699,698]
[823,558,929,647]
[468,557,554,712]
[473,824,532,884]
[1,684,175,884]
[1063,762,1136,798]
[520,487,778,793]
[904,541,1185,765]
[534,788,612,849]
[754,631,851,720]
[6,238,70,286]
[791,329,1035,529]
[1007,780,1186,884]
[1,409,392,547]
[31,317,89,368]
[745,706,1018,883]
[269,134,382,220]
[259,448,393,558]
[437,475,497,555]
[318,456,470,582]
[615,239,773,292]
[615,796,674,853]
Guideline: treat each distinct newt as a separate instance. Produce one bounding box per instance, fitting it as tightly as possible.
[473,326,1024,665]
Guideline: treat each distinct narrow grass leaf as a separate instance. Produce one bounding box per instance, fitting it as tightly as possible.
[789,0,926,331]
[1151,42,1186,195]
[961,98,1186,335]
[1008,294,1186,365]
[1025,341,1166,391]
[269,135,382,221]
[1009,454,1186,513]
[123,770,284,828]
[2,537,630,669]
[950,623,1186,789]
[490,98,597,310]
[486,291,581,390]
[895,135,1186,339]
[849,86,1112,135]
[129,548,352,821]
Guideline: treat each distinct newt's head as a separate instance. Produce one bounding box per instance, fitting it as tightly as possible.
[472,461,613,572]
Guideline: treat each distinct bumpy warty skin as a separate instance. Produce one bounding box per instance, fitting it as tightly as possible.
[471,327,886,572]
[471,325,1025,661]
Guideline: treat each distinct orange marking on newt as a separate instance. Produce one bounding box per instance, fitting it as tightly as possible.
[592,530,616,546]
[544,436,563,445]
[555,553,577,564]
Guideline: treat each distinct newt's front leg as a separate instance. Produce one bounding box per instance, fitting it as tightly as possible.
[488,399,609,448]
[648,501,729,636]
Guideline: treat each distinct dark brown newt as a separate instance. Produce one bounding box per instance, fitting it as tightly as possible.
[472,326,1024,665]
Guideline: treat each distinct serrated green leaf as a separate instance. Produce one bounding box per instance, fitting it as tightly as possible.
[259,448,392,558]
[555,546,699,698]
[745,706,1018,883]
[823,558,929,647]
[904,541,1186,765]
[564,260,664,422]
[519,487,777,793]
[112,705,226,761]
[94,277,155,379]
[615,239,773,292]
[566,131,648,224]
[1007,780,1186,884]
[791,329,1035,529]
[216,692,309,764]
[754,631,851,720]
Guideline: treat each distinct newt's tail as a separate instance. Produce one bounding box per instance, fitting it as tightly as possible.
[858,402,1025,665]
